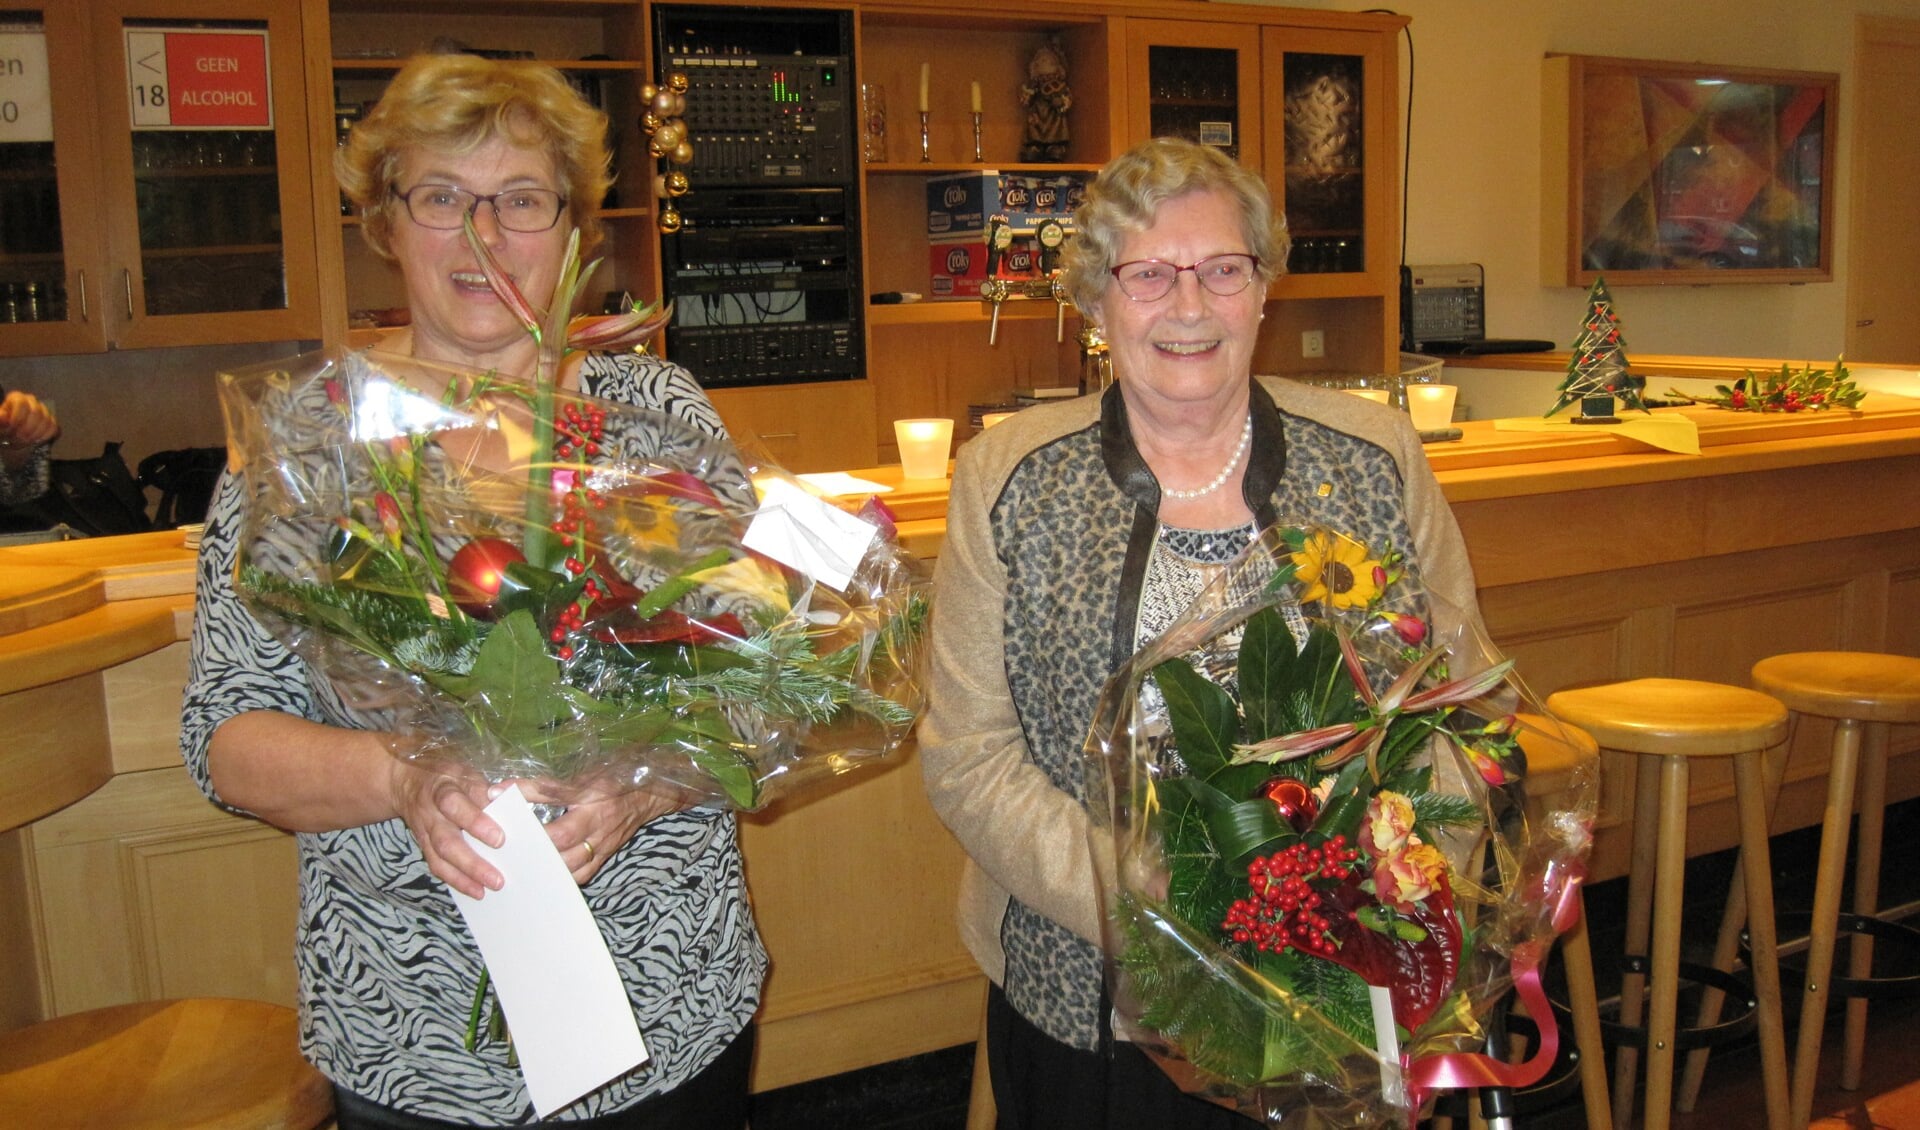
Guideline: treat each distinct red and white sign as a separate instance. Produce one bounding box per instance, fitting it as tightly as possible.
[125,27,272,130]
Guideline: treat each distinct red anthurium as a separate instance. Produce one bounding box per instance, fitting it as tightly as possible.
[1318,875,1463,1033]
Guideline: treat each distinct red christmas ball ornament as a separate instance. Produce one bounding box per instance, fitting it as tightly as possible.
[448,537,527,619]
[1260,777,1319,831]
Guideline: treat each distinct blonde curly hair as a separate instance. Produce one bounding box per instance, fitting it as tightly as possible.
[1061,137,1288,317]
[336,54,612,259]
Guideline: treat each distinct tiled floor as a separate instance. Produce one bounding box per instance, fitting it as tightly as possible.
[747,798,1920,1129]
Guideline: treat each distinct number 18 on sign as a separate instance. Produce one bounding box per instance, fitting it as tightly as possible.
[124,27,272,130]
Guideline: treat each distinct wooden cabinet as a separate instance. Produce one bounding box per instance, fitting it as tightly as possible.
[707,378,877,473]
[1116,11,1404,377]
[1122,18,1262,167]
[0,0,322,358]
[1257,23,1402,373]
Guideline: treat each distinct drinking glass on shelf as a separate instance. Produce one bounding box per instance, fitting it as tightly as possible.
[860,82,888,163]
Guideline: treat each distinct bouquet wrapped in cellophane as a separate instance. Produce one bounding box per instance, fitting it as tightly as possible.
[1083,523,1595,1127]
[216,344,929,809]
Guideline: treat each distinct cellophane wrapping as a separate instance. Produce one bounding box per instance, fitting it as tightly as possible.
[217,347,929,810]
[1082,523,1596,1126]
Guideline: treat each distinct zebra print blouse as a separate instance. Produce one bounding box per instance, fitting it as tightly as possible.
[180,351,767,1123]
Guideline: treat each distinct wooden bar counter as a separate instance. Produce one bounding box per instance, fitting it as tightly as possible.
[3,399,1917,1087]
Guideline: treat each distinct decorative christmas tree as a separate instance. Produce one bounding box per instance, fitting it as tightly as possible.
[1547,277,1647,421]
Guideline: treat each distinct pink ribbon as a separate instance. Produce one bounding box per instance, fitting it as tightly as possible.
[1400,940,1559,1123]
[1397,861,1589,1124]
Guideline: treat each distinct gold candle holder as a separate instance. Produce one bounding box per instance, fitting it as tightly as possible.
[919,111,931,163]
[970,111,983,163]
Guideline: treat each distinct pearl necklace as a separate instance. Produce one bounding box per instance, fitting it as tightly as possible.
[1160,415,1253,500]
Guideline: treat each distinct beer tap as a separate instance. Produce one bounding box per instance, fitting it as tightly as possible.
[1077,323,1111,395]
[982,278,1010,345]
[1050,271,1069,343]
[984,216,1011,278]
[982,215,1014,345]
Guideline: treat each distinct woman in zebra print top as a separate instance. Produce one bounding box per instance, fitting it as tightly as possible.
[181,55,764,1128]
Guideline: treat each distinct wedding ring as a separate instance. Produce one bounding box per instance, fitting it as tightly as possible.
[581,839,595,861]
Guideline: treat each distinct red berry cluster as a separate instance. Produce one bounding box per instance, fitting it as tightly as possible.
[547,600,586,660]
[549,485,615,662]
[1221,836,1360,957]
[555,403,606,461]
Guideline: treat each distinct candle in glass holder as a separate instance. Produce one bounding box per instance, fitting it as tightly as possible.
[894,418,954,480]
[1407,384,1459,431]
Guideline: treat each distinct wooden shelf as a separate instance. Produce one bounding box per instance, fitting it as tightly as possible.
[865,161,1104,176]
[331,56,642,72]
[141,243,283,260]
[867,298,1079,327]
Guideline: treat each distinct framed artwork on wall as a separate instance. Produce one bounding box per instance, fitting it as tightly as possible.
[1542,53,1836,287]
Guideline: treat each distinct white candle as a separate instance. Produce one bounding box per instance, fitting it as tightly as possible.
[919,64,930,113]
[1406,384,1459,431]
[970,81,982,114]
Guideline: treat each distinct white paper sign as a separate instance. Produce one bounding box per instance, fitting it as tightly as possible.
[743,476,880,593]
[450,786,649,1118]
[0,27,53,144]
[1368,984,1406,1107]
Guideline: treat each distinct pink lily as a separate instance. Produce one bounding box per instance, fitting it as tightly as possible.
[1231,625,1515,779]
[461,221,672,569]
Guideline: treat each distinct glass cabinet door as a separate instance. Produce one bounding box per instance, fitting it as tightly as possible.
[1125,21,1263,169]
[1263,28,1392,282]
[0,7,108,353]
[1144,44,1243,160]
[94,0,319,349]
[121,21,287,319]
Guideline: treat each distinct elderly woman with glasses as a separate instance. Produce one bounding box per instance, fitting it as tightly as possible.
[919,137,1483,1128]
[180,55,763,1129]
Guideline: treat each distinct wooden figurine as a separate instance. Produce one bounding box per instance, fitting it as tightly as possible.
[1020,37,1072,163]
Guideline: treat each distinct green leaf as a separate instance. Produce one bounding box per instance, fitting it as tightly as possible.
[459,609,569,738]
[1151,658,1240,776]
[1308,757,1373,843]
[1296,627,1355,727]
[1238,607,1299,742]
[1183,775,1296,865]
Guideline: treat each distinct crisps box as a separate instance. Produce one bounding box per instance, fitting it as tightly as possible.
[928,235,1044,299]
[926,171,1087,237]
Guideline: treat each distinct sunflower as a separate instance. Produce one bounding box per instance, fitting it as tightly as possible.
[1290,531,1382,609]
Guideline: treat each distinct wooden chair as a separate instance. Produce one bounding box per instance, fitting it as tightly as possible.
[1748,651,1920,1129]
[1546,678,1792,1130]
[0,996,332,1129]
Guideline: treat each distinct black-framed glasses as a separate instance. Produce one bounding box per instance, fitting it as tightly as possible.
[1110,254,1261,301]
[391,184,567,233]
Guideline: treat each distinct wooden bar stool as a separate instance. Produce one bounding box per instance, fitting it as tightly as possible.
[1546,678,1792,1130]
[1749,651,1920,1129]
[0,997,333,1129]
